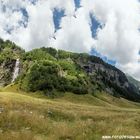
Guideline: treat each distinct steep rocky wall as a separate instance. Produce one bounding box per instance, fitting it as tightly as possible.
[0,59,16,86]
[76,56,140,101]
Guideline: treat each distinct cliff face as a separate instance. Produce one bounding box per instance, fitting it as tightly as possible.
[0,39,24,86]
[76,55,140,101]
[0,59,16,86]
[127,75,140,93]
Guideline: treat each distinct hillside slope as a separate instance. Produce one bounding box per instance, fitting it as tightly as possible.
[0,38,140,101]
[127,75,140,92]
[0,89,140,140]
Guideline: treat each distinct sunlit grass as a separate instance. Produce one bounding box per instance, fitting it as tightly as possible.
[0,89,140,140]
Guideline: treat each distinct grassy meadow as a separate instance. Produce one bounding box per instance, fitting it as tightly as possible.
[0,86,140,140]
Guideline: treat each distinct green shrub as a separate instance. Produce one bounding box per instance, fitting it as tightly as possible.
[21,61,60,92]
[23,49,56,61]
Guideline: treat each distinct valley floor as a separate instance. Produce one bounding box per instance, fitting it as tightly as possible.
[0,88,140,140]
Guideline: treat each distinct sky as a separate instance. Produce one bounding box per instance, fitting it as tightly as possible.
[0,0,140,80]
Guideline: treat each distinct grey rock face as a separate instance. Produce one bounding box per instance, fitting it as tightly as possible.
[76,55,140,101]
[0,59,16,86]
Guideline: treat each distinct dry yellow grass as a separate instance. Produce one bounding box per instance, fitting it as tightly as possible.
[0,89,140,140]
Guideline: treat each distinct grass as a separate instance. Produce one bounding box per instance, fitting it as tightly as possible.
[0,86,140,140]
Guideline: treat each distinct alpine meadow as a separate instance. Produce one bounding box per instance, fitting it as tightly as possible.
[0,0,140,140]
[0,39,140,140]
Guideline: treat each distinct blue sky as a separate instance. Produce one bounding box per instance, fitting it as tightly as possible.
[29,0,38,5]
[0,0,140,80]
[52,0,115,65]
[53,8,65,32]
[89,13,103,38]
[19,8,29,28]
[74,0,81,10]
[90,49,116,65]
[53,0,82,32]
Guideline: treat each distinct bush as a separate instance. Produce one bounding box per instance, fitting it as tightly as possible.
[20,61,89,95]
[41,47,57,57]
[21,61,60,92]
[23,49,56,61]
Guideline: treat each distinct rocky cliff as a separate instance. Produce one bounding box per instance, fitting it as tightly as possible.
[0,39,24,86]
[80,56,140,100]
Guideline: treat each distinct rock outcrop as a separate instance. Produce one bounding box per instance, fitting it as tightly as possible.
[76,55,140,101]
[0,39,24,86]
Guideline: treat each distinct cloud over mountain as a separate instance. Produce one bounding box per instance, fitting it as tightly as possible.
[0,0,140,80]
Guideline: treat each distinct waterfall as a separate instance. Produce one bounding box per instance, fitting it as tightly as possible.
[12,59,20,82]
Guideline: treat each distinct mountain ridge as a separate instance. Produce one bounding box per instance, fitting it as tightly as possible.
[127,74,140,92]
[0,38,140,102]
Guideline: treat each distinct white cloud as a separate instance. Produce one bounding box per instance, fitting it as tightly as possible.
[52,8,94,52]
[0,0,140,80]
[81,0,140,80]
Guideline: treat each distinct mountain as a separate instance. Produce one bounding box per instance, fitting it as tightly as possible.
[0,38,140,102]
[127,75,140,92]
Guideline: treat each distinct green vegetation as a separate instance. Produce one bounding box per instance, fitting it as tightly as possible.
[0,38,140,101]
[0,39,24,63]
[0,88,140,140]
[20,59,89,95]
[21,60,61,91]
[18,47,90,95]
[0,39,23,86]
[23,48,56,62]
[0,38,140,139]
